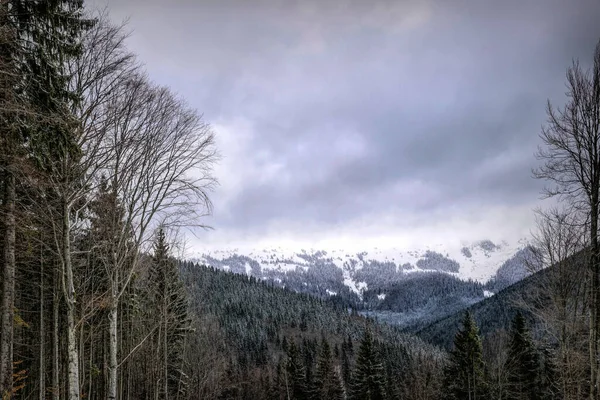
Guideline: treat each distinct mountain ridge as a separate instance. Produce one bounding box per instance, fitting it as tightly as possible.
[190,238,531,296]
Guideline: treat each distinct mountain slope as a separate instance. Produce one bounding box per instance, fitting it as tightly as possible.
[193,239,529,296]
[191,239,532,332]
[179,261,446,398]
[416,249,585,349]
[363,272,486,331]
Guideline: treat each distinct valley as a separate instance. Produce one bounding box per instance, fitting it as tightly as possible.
[192,239,534,331]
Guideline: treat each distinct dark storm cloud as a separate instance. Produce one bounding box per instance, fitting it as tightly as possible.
[93,0,600,242]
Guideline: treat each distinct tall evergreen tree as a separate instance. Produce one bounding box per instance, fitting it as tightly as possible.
[0,1,92,397]
[350,326,386,400]
[506,312,541,400]
[313,338,344,400]
[269,360,287,400]
[302,337,317,399]
[444,311,488,400]
[287,340,308,400]
[149,228,192,399]
[341,337,353,389]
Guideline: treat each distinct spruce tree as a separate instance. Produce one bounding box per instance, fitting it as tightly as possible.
[287,340,308,400]
[350,326,386,400]
[538,347,558,400]
[444,311,488,400]
[313,338,344,400]
[341,338,352,389]
[506,312,540,400]
[269,360,287,400]
[0,2,92,396]
[149,228,192,399]
[302,337,317,399]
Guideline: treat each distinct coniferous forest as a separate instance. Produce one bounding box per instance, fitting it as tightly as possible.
[1,1,600,399]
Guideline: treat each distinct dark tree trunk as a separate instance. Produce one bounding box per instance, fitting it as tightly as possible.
[1,171,16,398]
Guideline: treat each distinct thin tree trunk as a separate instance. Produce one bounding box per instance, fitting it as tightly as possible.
[66,307,80,400]
[63,199,80,400]
[108,243,121,400]
[0,171,16,398]
[79,318,85,397]
[88,329,93,400]
[591,200,599,400]
[163,289,168,400]
[108,303,118,400]
[53,268,60,400]
[40,250,46,400]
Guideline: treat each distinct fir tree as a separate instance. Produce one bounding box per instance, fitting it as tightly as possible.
[385,363,402,400]
[538,347,558,400]
[0,2,93,396]
[444,311,488,400]
[313,338,344,400]
[287,340,309,400]
[303,337,317,399]
[506,312,540,400]
[350,326,386,400]
[149,229,192,399]
[269,360,287,400]
[341,339,352,389]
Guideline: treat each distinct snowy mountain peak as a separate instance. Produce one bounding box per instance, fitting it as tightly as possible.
[190,238,530,297]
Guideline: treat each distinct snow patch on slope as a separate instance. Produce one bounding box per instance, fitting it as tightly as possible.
[190,239,528,296]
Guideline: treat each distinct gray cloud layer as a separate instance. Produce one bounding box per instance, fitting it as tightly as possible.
[93,0,600,248]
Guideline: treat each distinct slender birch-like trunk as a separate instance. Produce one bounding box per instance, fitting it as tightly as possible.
[63,196,80,400]
[108,303,118,400]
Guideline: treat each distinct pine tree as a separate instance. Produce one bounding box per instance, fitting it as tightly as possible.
[538,347,558,400]
[269,360,287,400]
[287,340,309,400]
[149,228,192,399]
[313,338,344,400]
[444,311,488,400]
[302,337,317,399]
[0,2,92,397]
[385,363,402,400]
[349,326,386,400]
[506,312,540,400]
[341,338,352,389]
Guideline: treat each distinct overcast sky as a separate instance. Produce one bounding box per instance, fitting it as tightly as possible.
[92,0,600,251]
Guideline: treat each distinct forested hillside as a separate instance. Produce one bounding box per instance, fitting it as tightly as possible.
[0,3,217,399]
[417,266,544,349]
[362,272,485,331]
[1,1,600,399]
[178,262,445,399]
[196,244,530,331]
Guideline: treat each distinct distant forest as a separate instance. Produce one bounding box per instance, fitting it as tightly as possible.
[1,1,600,399]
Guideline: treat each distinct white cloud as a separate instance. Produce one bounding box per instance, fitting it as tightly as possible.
[88,0,600,254]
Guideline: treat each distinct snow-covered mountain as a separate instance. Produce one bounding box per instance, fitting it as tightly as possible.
[189,238,531,298]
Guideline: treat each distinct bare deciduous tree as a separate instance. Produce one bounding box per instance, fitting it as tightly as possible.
[0,1,18,395]
[524,208,589,399]
[533,39,600,398]
[34,16,136,399]
[96,69,217,400]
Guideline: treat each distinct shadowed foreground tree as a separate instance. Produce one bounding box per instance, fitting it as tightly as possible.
[0,3,20,395]
[149,228,193,399]
[286,341,308,400]
[0,1,93,397]
[505,312,540,400]
[444,311,487,400]
[350,326,386,400]
[97,71,216,400]
[533,39,600,399]
[313,338,344,400]
[525,208,589,399]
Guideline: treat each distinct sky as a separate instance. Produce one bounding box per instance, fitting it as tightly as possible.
[90,0,600,252]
